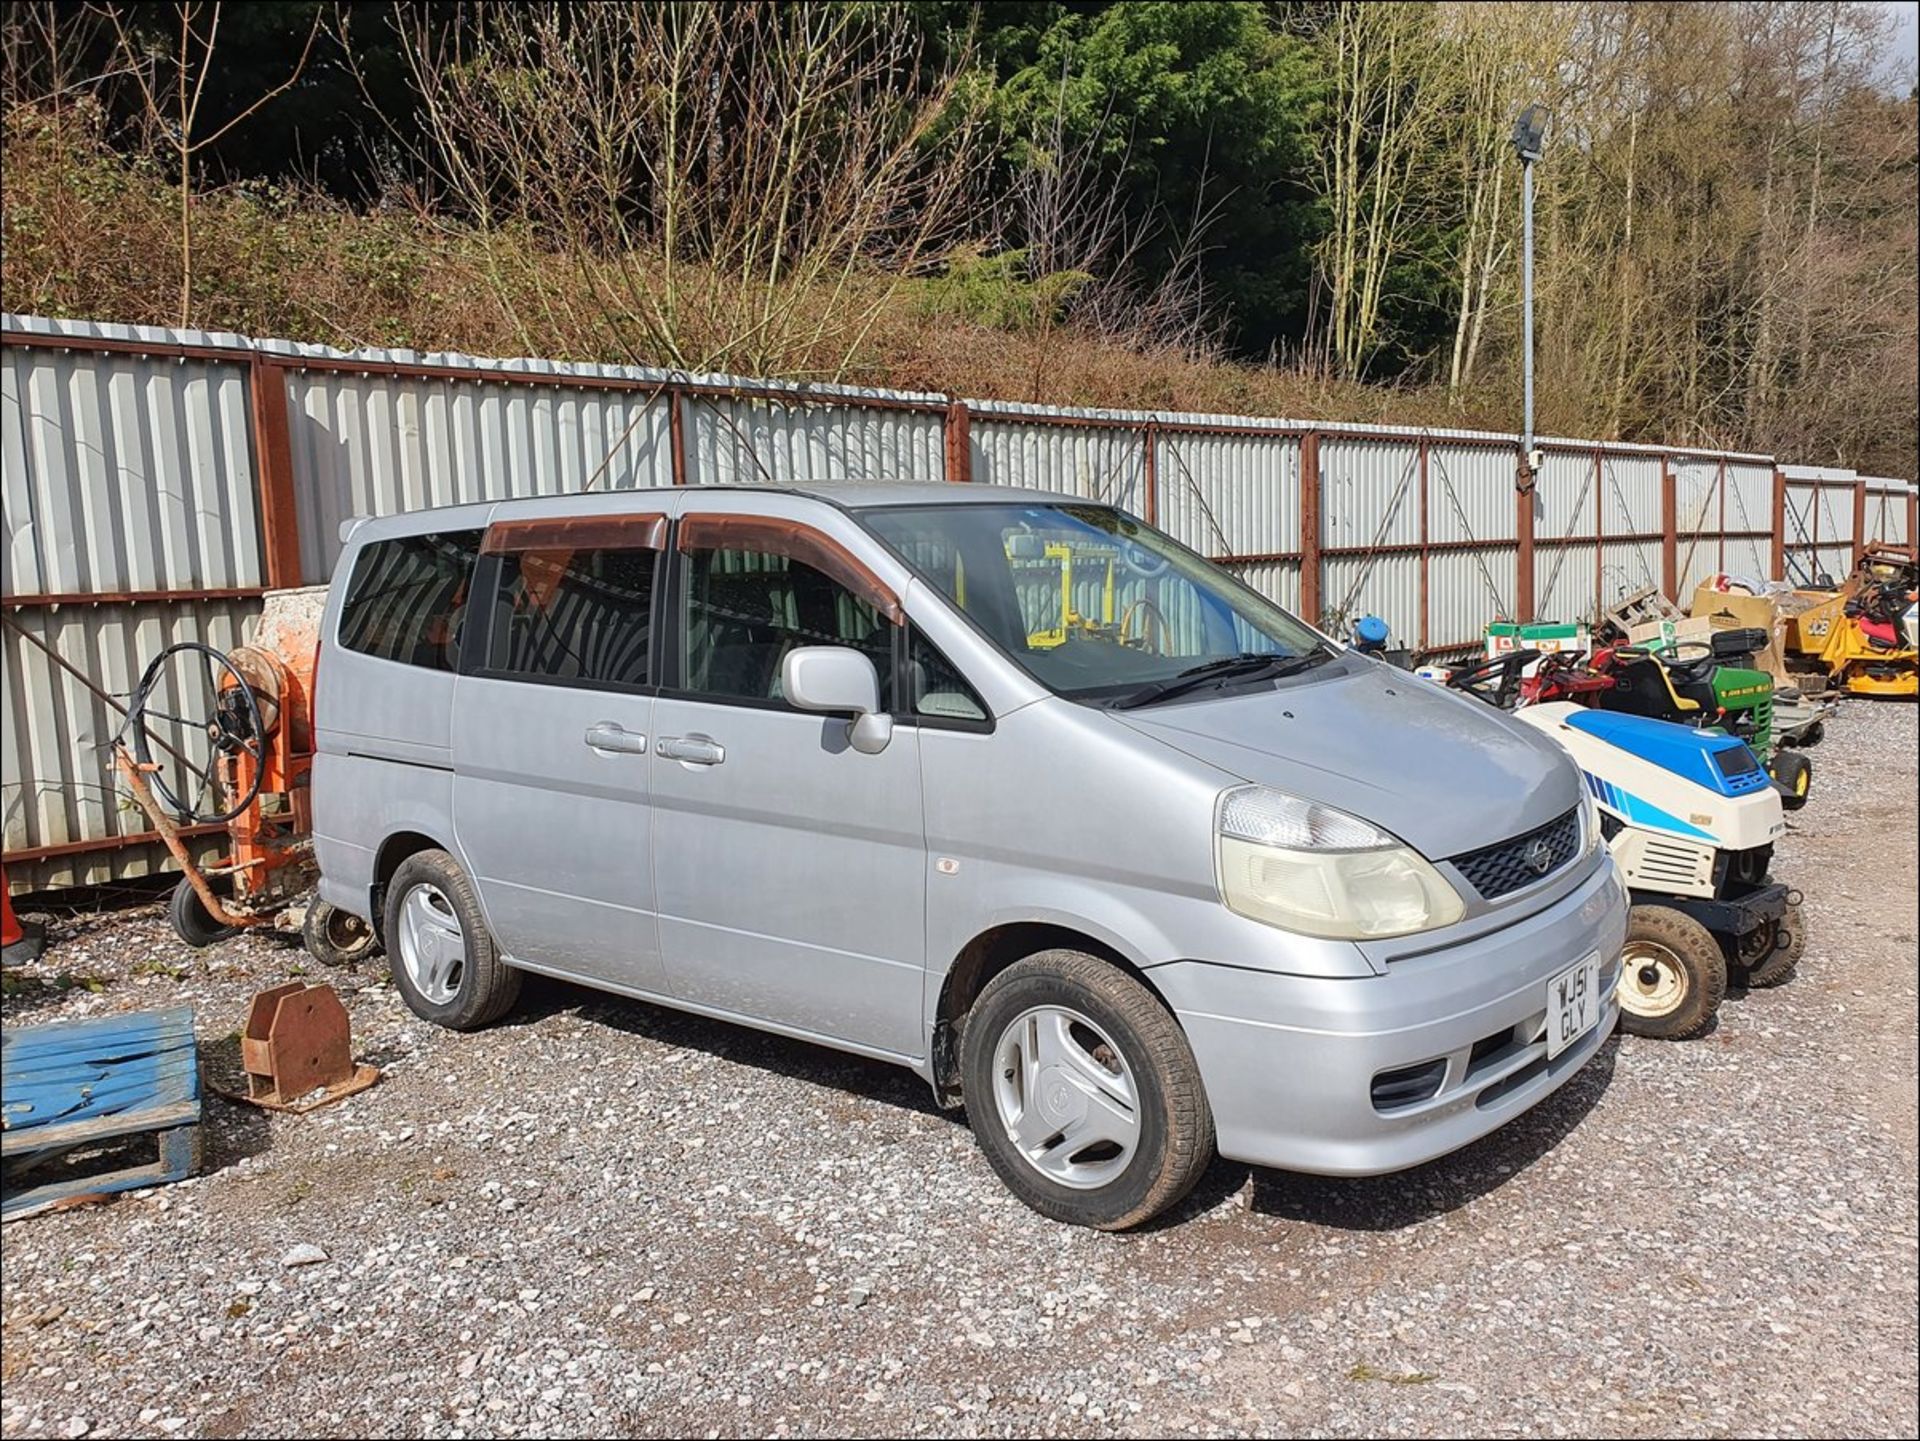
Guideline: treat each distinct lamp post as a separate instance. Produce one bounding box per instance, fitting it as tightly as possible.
[1512,104,1547,487]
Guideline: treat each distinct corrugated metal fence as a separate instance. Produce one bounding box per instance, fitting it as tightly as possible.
[5,314,1916,890]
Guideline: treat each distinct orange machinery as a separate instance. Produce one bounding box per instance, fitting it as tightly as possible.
[114,587,377,963]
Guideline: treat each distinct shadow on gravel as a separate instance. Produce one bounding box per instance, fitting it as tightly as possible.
[195,1033,277,1171]
[1238,1033,1623,1230]
[502,972,956,1122]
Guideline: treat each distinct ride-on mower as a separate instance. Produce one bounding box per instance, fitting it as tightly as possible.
[112,588,380,966]
[1486,631,1818,808]
[1782,544,1918,698]
[1435,646,1802,1040]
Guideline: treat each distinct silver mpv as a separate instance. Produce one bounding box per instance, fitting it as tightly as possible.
[313,483,1627,1228]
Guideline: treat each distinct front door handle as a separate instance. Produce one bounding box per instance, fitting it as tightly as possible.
[657,734,725,766]
[584,721,648,755]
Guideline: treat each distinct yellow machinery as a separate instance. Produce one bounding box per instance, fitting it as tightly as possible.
[1016,541,1167,653]
[1782,545,1917,698]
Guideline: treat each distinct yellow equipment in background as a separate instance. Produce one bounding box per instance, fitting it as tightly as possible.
[1016,540,1167,653]
[1782,545,1917,698]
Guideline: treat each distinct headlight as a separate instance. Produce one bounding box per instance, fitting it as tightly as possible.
[1580,786,1602,855]
[1214,786,1467,940]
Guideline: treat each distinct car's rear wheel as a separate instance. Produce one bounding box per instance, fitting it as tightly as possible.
[1617,905,1725,1040]
[384,849,519,1030]
[960,950,1213,1230]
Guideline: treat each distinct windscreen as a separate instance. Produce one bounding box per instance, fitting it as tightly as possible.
[863,502,1325,701]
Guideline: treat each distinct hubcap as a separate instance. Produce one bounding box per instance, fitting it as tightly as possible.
[396,883,465,1004]
[990,1005,1141,1190]
[1619,940,1688,1017]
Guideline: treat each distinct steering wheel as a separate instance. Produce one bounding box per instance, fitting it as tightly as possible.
[125,643,267,825]
[1648,639,1718,686]
[1444,648,1542,709]
[1119,597,1169,655]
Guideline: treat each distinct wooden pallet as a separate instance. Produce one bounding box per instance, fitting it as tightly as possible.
[2,1005,203,1221]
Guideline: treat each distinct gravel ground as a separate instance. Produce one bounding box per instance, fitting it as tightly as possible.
[3,702,1915,1440]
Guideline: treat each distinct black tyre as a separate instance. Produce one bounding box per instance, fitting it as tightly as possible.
[1740,903,1804,989]
[1770,749,1812,810]
[382,849,519,1030]
[1798,720,1825,747]
[169,875,240,948]
[1617,905,1726,1041]
[302,899,381,968]
[960,950,1214,1230]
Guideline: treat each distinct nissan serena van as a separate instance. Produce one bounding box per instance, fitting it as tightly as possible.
[313,483,1627,1229]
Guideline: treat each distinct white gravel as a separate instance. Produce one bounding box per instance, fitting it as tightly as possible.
[3,702,1914,1439]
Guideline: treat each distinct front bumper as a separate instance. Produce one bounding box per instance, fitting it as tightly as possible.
[1151,856,1628,1176]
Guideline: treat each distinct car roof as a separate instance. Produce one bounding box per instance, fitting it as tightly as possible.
[347,483,1092,539]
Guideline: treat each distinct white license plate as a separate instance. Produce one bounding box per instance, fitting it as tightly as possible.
[1546,953,1601,1059]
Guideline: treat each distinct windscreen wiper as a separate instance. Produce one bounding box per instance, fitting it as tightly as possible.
[1108,645,1331,710]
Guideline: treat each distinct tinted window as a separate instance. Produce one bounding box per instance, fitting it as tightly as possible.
[337,530,483,671]
[681,547,894,704]
[486,545,657,688]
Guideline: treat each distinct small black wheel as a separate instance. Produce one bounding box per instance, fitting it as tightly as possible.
[1770,749,1812,810]
[1741,904,1804,989]
[960,950,1214,1230]
[1617,905,1726,1041]
[302,899,381,968]
[169,875,240,948]
[382,849,519,1030]
[1797,720,1826,747]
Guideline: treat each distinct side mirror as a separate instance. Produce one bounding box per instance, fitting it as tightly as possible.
[780,646,894,754]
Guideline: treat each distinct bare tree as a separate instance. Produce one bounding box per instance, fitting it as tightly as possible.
[95,1,319,325]
[395,1,989,379]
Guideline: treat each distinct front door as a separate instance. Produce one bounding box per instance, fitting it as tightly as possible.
[649,516,927,1058]
[452,514,667,992]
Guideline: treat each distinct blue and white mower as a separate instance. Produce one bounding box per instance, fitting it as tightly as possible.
[1512,703,1800,1040]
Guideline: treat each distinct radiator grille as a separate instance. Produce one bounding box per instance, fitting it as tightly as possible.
[1449,807,1582,900]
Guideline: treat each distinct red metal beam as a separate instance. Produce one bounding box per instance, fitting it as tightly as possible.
[1142,422,1157,524]
[1299,432,1323,624]
[1660,459,1678,600]
[1852,481,1868,566]
[249,359,304,588]
[7,824,225,864]
[944,399,972,484]
[1771,468,1787,581]
[668,390,688,486]
[1592,449,1604,621]
[1417,437,1430,650]
[4,586,268,608]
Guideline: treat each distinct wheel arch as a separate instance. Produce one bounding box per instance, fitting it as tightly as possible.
[928,920,1178,1108]
[370,829,452,939]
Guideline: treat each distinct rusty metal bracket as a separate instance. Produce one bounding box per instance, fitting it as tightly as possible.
[212,983,379,1113]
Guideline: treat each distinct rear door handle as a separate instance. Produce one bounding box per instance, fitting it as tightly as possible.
[657,734,725,766]
[584,722,648,755]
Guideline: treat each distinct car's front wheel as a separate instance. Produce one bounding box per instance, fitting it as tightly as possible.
[960,950,1214,1230]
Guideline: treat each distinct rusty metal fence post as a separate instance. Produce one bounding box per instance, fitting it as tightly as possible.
[1299,431,1323,624]
[248,358,303,587]
[1514,446,1536,622]
[944,398,972,484]
[1660,458,1678,600]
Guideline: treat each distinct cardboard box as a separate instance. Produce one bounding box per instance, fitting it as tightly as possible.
[1485,621,1589,658]
[1689,585,1788,682]
[1627,614,1712,650]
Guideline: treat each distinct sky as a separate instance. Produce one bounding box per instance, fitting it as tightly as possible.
[1873,0,1919,92]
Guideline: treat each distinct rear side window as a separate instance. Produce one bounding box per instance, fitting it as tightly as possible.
[484,544,658,689]
[337,530,483,671]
